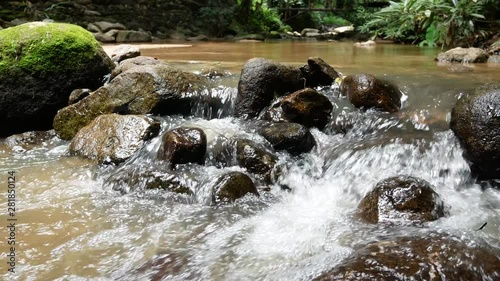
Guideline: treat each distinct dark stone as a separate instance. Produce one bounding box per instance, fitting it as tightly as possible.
[313,233,500,281]
[340,73,401,113]
[116,30,152,43]
[300,57,341,87]
[212,172,259,204]
[258,122,316,155]
[357,175,446,225]
[450,83,500,180]
[69,114,160,164]
[234,58,305,119]
[54,64,207,140]
[0,22,114,137]
[157,127,207,168]
[68,89,92,105]
[106,166,192,195]
[315,233,500,280]
[236,139,278,183]
[280,88,333,129]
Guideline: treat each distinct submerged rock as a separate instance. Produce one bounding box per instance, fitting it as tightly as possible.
[258,122,316,155]
[234,58,304,119]
[236,139,278,183]
[54,64,207,140]
[357,175,445,225]
[436,47,489,63]
[450,83,500,180]
[299,57,340,87]
[0,22,114,136]
[157,127,207,168]
[313,233,500,280]
[69,114,160,164]
[212,172,259,204]
[340,73,401,113]
[4,130,57,150]
[280,88,333,129]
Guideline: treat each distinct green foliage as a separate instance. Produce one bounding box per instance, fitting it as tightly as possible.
[361,0,489,47]
[197,1,237,37]
[247,5,290,33]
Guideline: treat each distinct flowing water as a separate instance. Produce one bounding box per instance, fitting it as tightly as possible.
[1,41,499,280]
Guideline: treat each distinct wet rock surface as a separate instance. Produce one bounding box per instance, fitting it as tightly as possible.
[54,63,207,140]
[357,175,446,225]
[300,57,341,87]
[450,82,500,180]
[212,171,259,204]
[279,88,333,129]
[258,122,316,155]
[108,44,141,63]
[341,73,401,113]
[436,47,489,63]
[236,139,278,184]
[313,233,500,281]
[234,58,305,119]
[69,114,160,164]
[4,130,57,150]
[157,127,207,168]
[0,22,114,136]
[68,89,92,105]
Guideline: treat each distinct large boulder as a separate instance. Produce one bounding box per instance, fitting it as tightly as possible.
[107,44,141,63]
[300,57,340,87]
[436,47,489,63]
[69,114,160,164]
[450,83,500,180]
[236,139,278,183]
[234,58,304,119]
[340,73,401,113]
[157,127,207,168]
[313,233,500,280]
[0,22,114,136]
[258,122,316,155]
[53,64,207,140]
[357,175,446,225]
[276,88,333,130]
[212,172,259,204]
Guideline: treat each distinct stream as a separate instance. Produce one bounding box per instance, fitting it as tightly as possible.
[1,41,499,280]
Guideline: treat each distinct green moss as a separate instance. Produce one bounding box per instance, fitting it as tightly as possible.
[0,22,103,76]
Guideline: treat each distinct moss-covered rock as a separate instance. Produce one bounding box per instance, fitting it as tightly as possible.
[53,64,208,140]
[0,22,113,136]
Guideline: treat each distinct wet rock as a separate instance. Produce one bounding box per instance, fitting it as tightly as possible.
[157,127,207,168]
[106,167,192,195]
[300,57,341,87]
[450,83,500,180]
[301,28,319,37]
[69,114,160,164]
[108,44,141,63]
[436,47,489,63]
[333,26,355,34]
[68,89,92,105]
[93,32,116,43]
[54,64,207,140]
[354,40,376,47]
[357,175,445,225]
[313,233,500,281]
[212,172,259,204]
[258,122,316,155]
[4,130,57,150]
[281,88,333,129]
[236,139,278,183]
[0,22,114,137]
[116,30,152,43]
[234,58,305,119]
[340,73,401,113]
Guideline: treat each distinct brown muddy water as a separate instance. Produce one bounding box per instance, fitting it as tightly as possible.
[1,41,499,280]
